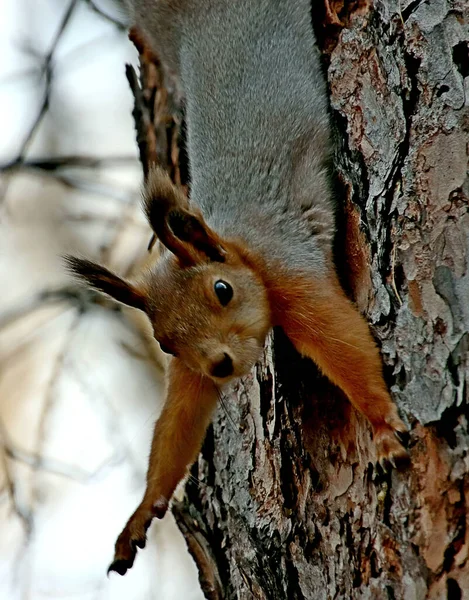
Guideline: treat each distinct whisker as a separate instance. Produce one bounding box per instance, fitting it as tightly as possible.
[186,472,202,488]
[288,313,365,352]
[216,385,237,431]
[324,336,365,352]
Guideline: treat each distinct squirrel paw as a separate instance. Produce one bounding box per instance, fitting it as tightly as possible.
[373,418,410,470]
[107,497,168,576]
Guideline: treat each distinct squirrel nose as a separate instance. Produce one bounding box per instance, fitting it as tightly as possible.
[211,353,234,378]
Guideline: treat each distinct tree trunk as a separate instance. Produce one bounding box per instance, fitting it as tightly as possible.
[129,2,469,598]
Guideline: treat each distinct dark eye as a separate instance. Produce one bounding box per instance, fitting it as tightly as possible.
[214,280,233,306]
[159,343,176,356]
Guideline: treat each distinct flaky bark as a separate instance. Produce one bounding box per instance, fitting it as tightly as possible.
[129,1,469,598]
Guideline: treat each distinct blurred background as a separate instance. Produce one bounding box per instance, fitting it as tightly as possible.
[0,0,203,598]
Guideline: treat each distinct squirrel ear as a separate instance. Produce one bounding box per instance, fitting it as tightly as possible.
[64,256,147,312]
[143,166,226,265]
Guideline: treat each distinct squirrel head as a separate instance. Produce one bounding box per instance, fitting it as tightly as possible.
[66,167,271,382]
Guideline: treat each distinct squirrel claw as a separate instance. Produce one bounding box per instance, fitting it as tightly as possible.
[107,558,133,577]
[107,496,169,575]
[394,429,410,447]
[132,537,147,550]
[375,448,410,476]
[374,422,410,469]
[376,456,390,476]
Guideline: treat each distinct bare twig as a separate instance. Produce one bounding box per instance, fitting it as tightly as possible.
[2,425,125,485]
[10,168,138,203]
[82,0,127,31]
[0,154,137,173]
[0,1,79,207]
[0,287,90,331]
[30,311,82,519]
[14,0,79,165]
[0,421,32,534]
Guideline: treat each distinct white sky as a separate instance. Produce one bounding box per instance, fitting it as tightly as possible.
[0,1,204,598]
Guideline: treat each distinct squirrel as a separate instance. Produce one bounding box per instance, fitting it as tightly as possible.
[66,0,408,576]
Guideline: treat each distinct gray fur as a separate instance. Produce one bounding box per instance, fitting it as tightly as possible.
[127,0,334,274]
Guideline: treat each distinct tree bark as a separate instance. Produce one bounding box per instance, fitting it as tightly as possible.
[129,1,469,598]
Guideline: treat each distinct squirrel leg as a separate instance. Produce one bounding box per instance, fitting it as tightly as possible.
[108,360,218,575]
[274,272,408,463]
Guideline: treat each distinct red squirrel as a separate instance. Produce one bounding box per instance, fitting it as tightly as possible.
[67,0,408,576]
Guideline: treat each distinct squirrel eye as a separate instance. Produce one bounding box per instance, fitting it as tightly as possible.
[214,280,233,306]
[159,343,175,356]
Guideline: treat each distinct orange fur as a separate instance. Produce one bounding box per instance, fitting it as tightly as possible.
[109,360,218,574]
[69,168,408,576]
[267,269,407,457]
[93,0,412,573]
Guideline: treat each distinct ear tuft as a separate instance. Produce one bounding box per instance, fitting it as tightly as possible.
[64,256,147,312]
[142,166,188,235]
[167,211,226,262]
[142,167,226,265]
